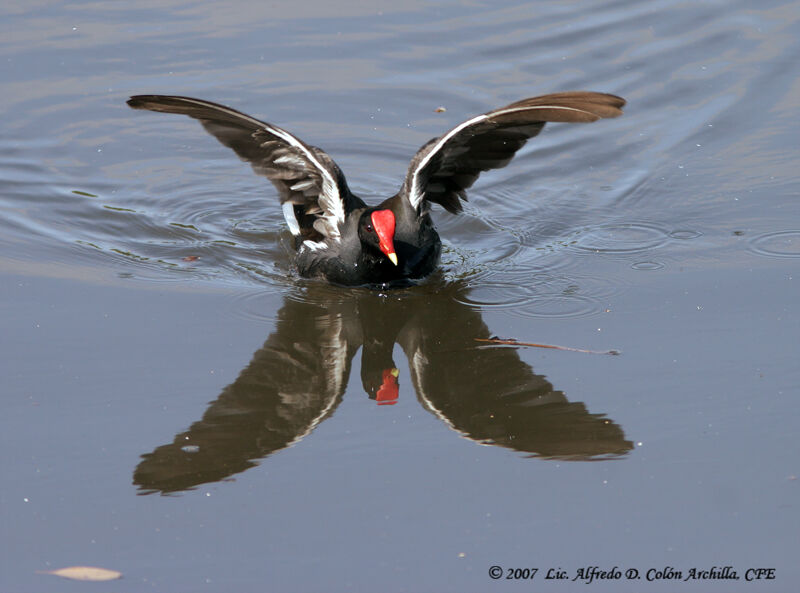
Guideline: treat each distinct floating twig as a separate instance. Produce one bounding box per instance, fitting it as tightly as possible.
[475,336,620,355]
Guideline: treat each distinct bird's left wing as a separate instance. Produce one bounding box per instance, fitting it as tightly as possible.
[127,95,359,242]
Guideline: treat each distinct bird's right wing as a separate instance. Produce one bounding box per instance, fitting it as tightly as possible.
[402,92,625,213]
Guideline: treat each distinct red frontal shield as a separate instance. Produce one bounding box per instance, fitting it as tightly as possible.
[370,210,397,265]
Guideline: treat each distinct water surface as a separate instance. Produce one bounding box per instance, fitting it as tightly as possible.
[2,0,798,591]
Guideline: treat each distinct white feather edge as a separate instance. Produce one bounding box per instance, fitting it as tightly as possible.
[300,239,328,252]
[409,113,487,209]
[408,104,596,209]
[264,123,345,241]
[282,201,301,235]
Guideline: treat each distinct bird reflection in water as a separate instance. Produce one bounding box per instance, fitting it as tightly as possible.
[134,281,632,494]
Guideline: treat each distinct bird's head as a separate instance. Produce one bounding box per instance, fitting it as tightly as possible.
[359,209,397,266]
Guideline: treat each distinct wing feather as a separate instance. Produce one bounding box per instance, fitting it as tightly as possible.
[404,91,625,212]
[127,95,358,242]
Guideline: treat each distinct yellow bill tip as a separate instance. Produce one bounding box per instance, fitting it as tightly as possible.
[387,252,398,266]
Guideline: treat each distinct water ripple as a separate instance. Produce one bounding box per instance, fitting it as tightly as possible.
[454,281,537,310]
[669,229,703,240]
[631,260,666,271]
[748,230,800,259]
[509,293,600,319]
[452,266,627,319]
[569,222,670,254]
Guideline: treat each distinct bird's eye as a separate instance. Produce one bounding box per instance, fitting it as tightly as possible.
[365,223,374,232]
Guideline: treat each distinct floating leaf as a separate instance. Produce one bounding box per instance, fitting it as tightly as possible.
[434,106,447,113]
[72,190,98,197]
[38,566,122,581]
[182,255,199,262]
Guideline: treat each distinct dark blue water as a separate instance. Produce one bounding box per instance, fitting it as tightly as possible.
[2,0,798,591]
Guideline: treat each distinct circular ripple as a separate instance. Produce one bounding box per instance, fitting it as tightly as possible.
[510,293,601,319]
[228,286,288,323]
[748,231,800,258]
[571,223,669,254]
[669,229,703,240]
[631,261,665,271]
[454,281,537,309]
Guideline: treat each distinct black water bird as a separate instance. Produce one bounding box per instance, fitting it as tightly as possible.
[127,92,625,286]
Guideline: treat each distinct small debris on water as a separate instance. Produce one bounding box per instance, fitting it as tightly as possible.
[38,566,122,581]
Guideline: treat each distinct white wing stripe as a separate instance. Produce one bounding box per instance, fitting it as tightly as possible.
[139,97,346,244]
[165,99,345,236]
[408,104,597,209]
[491,104,596,118]
[409,113,487,209]
[263,123,344,232]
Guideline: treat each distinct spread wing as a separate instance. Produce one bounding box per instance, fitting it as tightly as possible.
[127,95,360,242]
[403,91,626,213]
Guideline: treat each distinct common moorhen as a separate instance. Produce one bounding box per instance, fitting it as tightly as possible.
[127,92,625,286]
